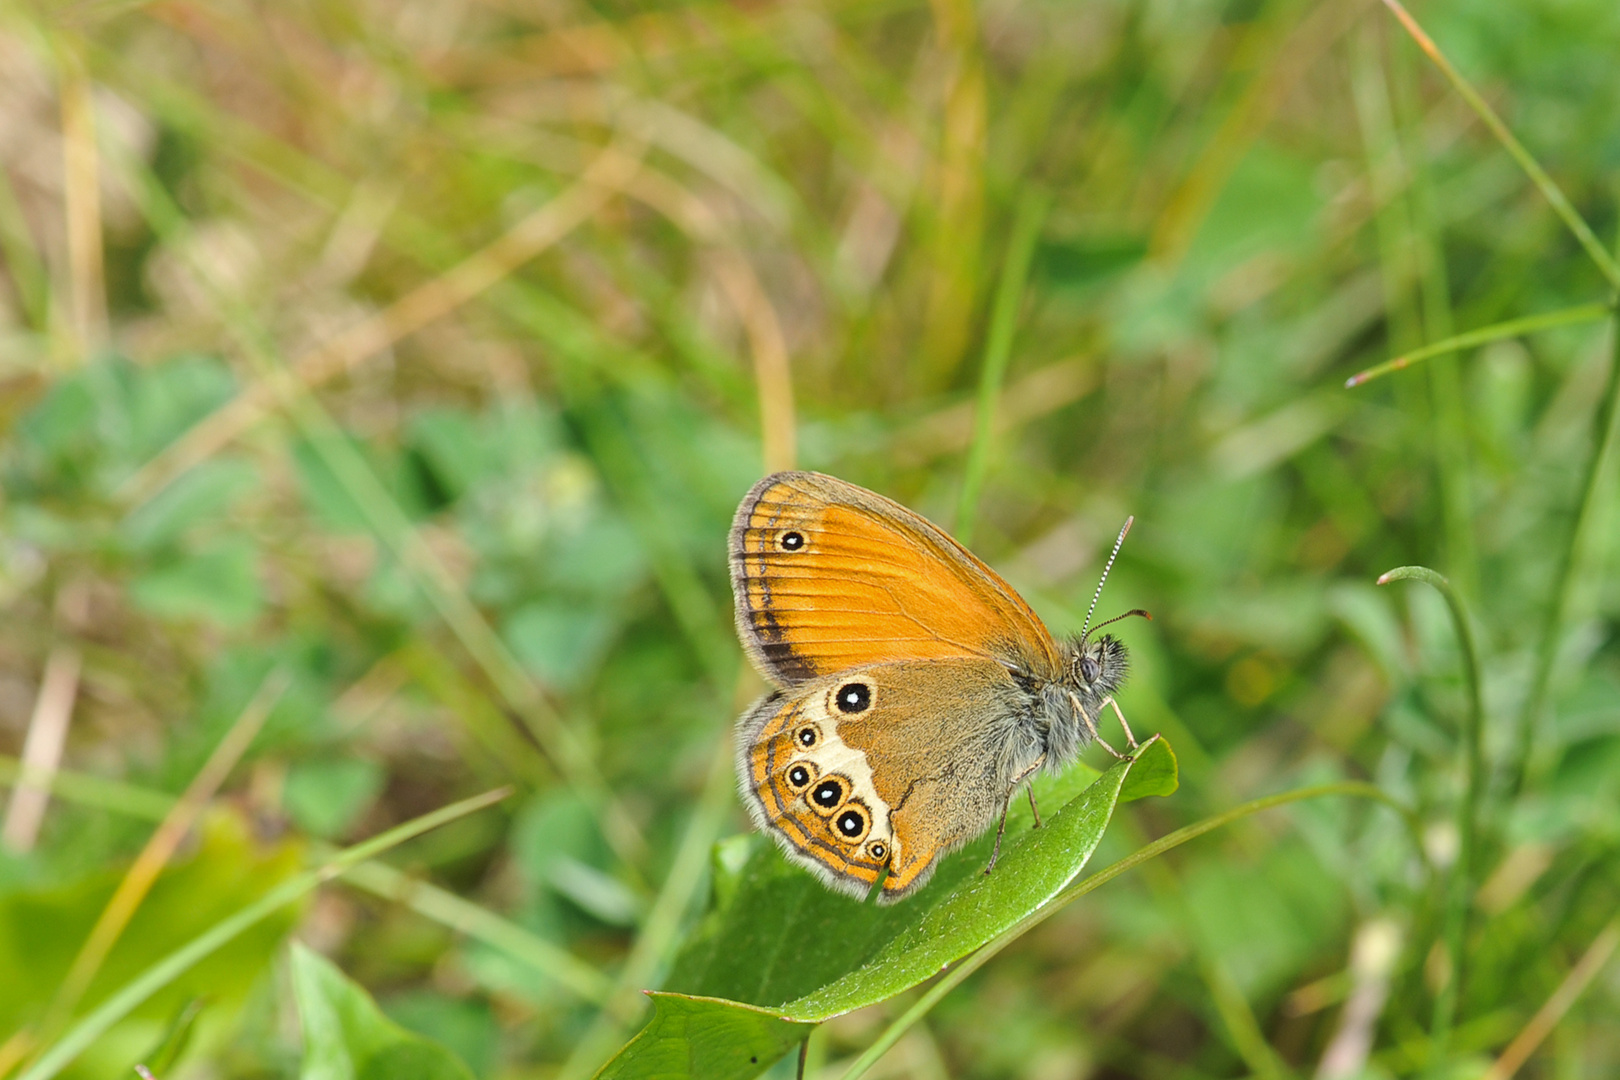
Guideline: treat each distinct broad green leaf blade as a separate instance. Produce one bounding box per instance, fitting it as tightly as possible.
[1119,736,1178,803]
[292,943,476,1080]
[665,761,1105,1009]
[782,741,1150,1020]
[593,994,811,1080]
[671,737,1175,1023]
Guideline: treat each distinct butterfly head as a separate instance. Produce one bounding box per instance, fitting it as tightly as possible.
[1066,632,1129,698]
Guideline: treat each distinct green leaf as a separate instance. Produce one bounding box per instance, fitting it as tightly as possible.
[283,758,386,839]
[292,943,477,1080]
[592,994,811,1080]
[120,458,260,552]
[128,540,263,626]
[1119,736,1178,803]
[601,739,1177,1078]
[0,813,302,1078]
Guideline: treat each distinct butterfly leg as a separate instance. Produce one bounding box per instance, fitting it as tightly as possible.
[1069,690,1128,760]
[986,801,1011,874]
[1102,696,1139,750]
[986,753,1049,874]
[1026,785,1043,829]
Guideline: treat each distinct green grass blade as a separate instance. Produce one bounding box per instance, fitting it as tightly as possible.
[1377,565,1485,1056]
[955,189,1050,545]
[1379,0,1620,290]
[1345,302,1614,387]
[15,787,511,1080]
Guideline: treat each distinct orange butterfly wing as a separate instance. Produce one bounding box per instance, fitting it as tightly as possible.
[729,471,1063,686]
[737,659,1029,902]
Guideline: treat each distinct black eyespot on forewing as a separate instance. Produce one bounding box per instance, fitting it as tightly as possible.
[777,530,806,552]
[811,777,846,811]
[833,681,871,714]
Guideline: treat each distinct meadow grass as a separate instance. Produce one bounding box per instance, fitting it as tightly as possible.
[1,0,1619,1077]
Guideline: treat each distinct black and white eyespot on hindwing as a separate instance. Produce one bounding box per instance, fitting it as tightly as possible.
[866,840,888,862]
[834,802,870,843]
[832,680,872,715]
[796,725,819,749]
[784,761,816,793]
[810,776,847,813]
[777,530,807,552]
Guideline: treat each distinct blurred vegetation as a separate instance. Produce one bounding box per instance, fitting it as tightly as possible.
[1,0,1619,1076]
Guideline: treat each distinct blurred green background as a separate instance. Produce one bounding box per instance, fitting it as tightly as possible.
[1,0,1618,1077]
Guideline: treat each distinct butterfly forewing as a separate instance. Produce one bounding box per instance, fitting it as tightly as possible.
[730,472,1064,687]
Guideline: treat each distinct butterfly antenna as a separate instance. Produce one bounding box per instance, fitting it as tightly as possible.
[1079,516,1134,647]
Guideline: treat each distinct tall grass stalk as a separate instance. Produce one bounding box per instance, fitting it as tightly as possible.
[1376,566,1484,1063]
[955,189,1049,545]
[1513,298,1620,791]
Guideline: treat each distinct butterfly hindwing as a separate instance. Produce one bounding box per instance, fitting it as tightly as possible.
[739,658,1040,903]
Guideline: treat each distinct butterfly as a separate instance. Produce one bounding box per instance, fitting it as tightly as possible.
[729,471,1142,903]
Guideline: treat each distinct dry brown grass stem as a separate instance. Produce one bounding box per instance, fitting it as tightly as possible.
[1,646,83,853]
[39,669,289,1033]
[119,142,645,509]
[607,165,797,472]
[1481,918,1620,1080]
[58,50,106,361]
[715,256,796,472]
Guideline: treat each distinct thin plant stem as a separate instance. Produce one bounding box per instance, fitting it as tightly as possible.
[337,860,616,1006]
[0,755,172,821]
[109,136,647,870]
[1481,917,1620,1080]
[1513,298,1620,792]
[0,753,615,1008]
[1378,0,1620,291]
[1345,302,1614,387]
[15,787,513,1080]
[839,781,1411,1080]
[1396,36,1476,600]
[955,188,1049,545]
[40,670,288,1033]
[1376,566,1484,1062]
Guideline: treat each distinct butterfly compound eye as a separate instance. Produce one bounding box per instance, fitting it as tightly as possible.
[1080,655,1101,684]
[777,530,806,552]
[833,681,872,714]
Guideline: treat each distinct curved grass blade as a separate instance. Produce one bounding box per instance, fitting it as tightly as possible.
[15,787,511,1080]
[1377,566,1485,1054]
[1344,302,1613,387]
[1378,0,1620,290]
